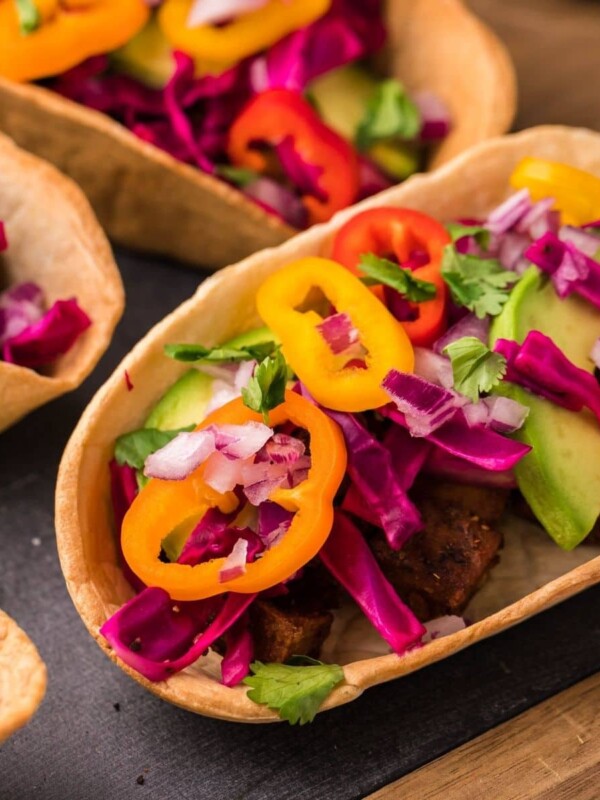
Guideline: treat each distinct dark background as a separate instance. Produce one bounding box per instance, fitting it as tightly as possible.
[3,0,600,796]
[1,254,599,799]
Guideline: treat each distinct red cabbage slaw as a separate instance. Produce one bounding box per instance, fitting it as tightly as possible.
[102,182,600,699]
[47,0,450,228]
[0,222,91,368]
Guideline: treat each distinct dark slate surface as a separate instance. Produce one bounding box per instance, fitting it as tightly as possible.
[1,252,599,800]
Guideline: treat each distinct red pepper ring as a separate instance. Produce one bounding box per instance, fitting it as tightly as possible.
[227,88,360,225]
[331,207,451,347]
[121,391,347,601]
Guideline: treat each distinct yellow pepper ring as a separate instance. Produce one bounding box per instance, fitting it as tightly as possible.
[121,392,347,601]
[158,0,331,65]
[511,157,600,227]
[256,257,415,412]
[0,0,150,83]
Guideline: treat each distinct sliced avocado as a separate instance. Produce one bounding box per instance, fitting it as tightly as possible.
[309,65,419,180]
[145,370,214,431]
[111,19,174,89]
[144,327,277,431]
[490,267,600,549]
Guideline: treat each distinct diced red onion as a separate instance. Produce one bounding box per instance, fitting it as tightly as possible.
[382,370,464,437]
[559,225,600,258]
[486,189,532,236]
[186,0,268,28]
[422,615,466,643]
[257,501,294,548]
[413,347,454,389]
[210,421,273,459]
[259,432,306,464]
[525,231,600,305]
[462,402,490,428]
[434,313,490,355]
[413,91,452,141]
[497,231,532,271]
[203,451,249,493]
[144,430,216,481]
[243,177,308,229]
[317,312,360,356]
[515,196,557,239]
[483,395,529,433]
[219,537,249,582]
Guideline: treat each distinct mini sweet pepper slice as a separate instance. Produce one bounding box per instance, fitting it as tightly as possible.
[256,257,414,411]
[159,0,331,71]
[0,0,150,83]
[121,391,346,601]
[511,158,600,227]
[228,89,359,225]
[331,207,451,348]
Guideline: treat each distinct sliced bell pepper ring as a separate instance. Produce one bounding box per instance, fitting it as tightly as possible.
[511,158,600,227]
[256,257,414,412]
[228,89,360,225]
[159,0,331,70]
[121,391,346,601]
[331,207,451,347]
[0,0,150,83]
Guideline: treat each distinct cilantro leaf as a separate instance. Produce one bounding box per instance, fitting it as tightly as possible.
[243,659,344,725]
[443,336,507,402]
[241,350,288,424]
[446,222,491,250]
[441,244,519,319]
[358,252,436,301]
[15,0,40,35]
[355,80,421,151]
[115,426,195,471]
[164,341,278,364]
[215,165,259,188]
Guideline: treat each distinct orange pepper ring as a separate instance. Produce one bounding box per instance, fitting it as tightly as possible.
[121,391,346,601]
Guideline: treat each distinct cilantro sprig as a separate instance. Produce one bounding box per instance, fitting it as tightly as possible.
[216,165,260,188]
[355,80,421,151]
[443,337,507,402]
[241,350,288,424]
[445,223,491,250]
[164,341,278,364]
[243,658,344,725]
[441,245,519,319]
[358,252,436,302]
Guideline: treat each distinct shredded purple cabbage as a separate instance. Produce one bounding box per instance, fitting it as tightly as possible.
[495,331,600,420]
[221,612,254,687]
[320,511,426,655]
[100,588,256,682]
[525,232,600,307]
[2,298,91,367]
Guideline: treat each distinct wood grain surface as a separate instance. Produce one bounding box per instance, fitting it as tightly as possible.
[469,0,600,131]
[367,672,600,799]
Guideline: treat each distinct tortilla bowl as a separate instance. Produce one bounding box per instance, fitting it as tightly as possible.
[0,133,124,433]
[0,609,46,743]
[55,125,600,723]
[0,0,515,269]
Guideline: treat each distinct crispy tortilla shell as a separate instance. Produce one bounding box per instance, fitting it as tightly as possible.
[0,133,124,433]
[0,609,46,743]
[0,0,515,269]
[55,126,600,723]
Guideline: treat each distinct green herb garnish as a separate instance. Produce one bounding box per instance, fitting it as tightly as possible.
[441,245,519,319]
[241,350,288,424]
[115,426,195,471]
[445,222,492,250]
[443,337,507,402]
[243,658,344,725]
[164,341,278,364]
[15,0,40,35]
[355,79,421,151]
[215,165,259,188]
[358,252,436,302]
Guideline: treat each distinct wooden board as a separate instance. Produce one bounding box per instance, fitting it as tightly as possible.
[469,0,600,131]
[367,671,600,800]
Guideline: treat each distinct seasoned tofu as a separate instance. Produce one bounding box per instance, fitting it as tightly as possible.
[249,599,333,663]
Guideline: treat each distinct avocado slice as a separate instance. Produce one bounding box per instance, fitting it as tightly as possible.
[144,327,278,431]
[309,66,419,180]
[111,19,175,89]
[490,267,600,549]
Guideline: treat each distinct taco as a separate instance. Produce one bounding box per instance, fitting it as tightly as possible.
[55,125,600,724]
[0,609,46,743]
[0,133,123,432]
[0,0,515,268]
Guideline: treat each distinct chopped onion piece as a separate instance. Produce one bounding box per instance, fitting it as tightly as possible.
[413,347,454,389]
[219,538,249,582]
[422,615,466,643]
[187,0,268,28]
[144,430,216,480]
[317,312,360,356]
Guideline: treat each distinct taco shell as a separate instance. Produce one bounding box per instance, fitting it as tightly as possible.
[0,0,515,269]
[0,133,124,433]
[0,609,46,743]
[55,125,600,723]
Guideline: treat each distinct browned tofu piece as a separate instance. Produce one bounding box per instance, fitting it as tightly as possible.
[412,479,509,524]
[369,498,503,621]
[249,599,333,663]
